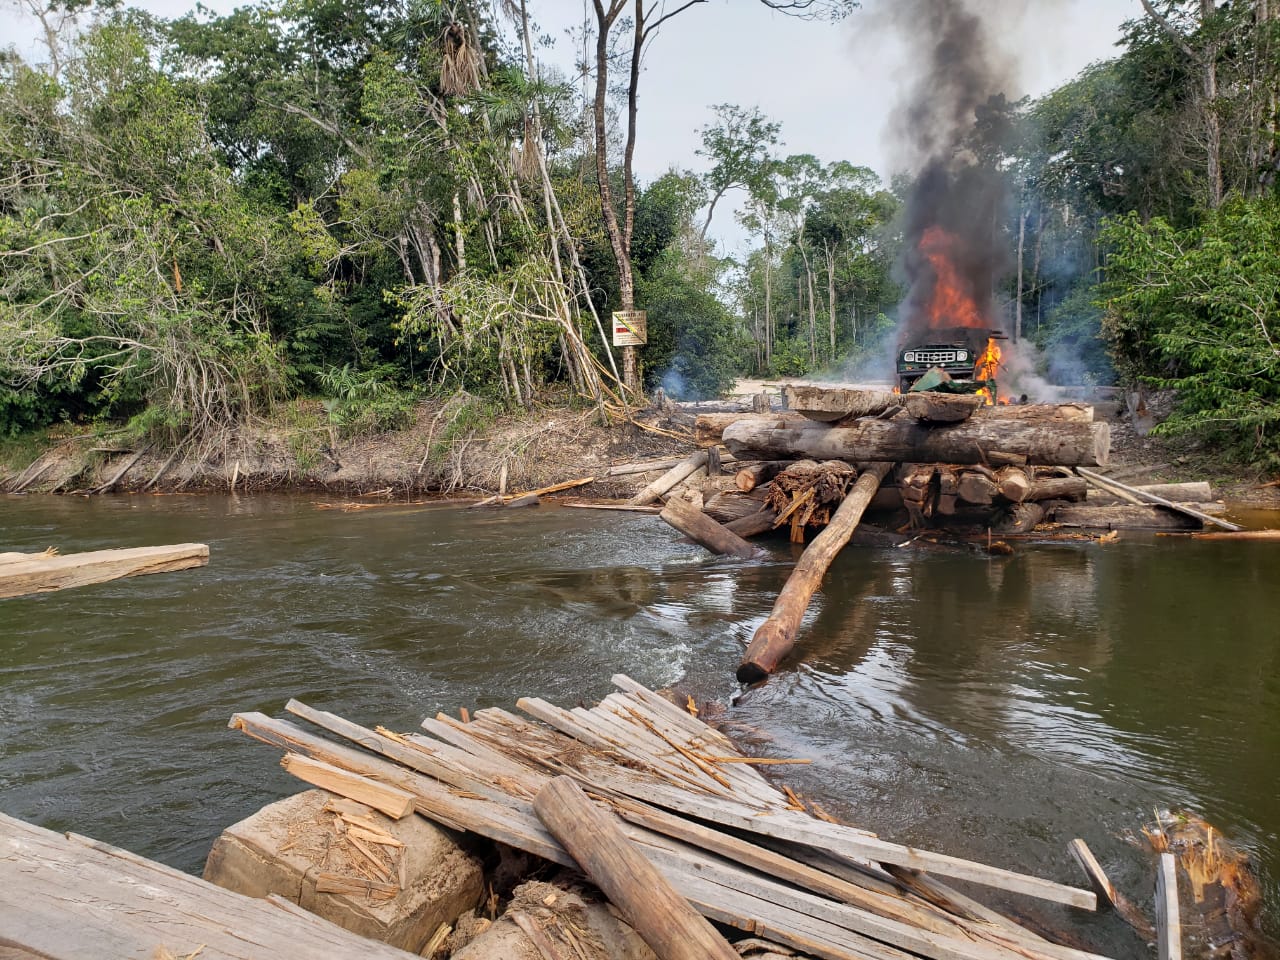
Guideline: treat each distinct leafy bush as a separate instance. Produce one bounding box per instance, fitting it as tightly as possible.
[1101,198,1280,466]
[1035,280,1114,385]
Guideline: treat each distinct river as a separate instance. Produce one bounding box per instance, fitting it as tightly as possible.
[2,493,1278,947]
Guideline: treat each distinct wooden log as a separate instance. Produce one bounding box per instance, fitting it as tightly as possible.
[994,503,1044,535]
[723,417,1110,468]
[706,444,722,477]
[1088,481,1213,504]
[724,508,780,539]
[784,385,902,422]
[957,471,998,506]
[0,543,209,600]
[1157,852,1182,960]
[1076,468,1240,532]
[899,464,936,527]
[736,460,796,492]
[533,776,741,960]
[1050,503,1225,531]
[1026,477,1088,502]
[629,452,708,506]
[280,754,416,819]
[738,462,892,683]
[695,411,807,445]
[660,498,763,561]
[936,466,960,516]
[700,475,740,500]
[704,488,769,524]
[1189,529,1280,540]
[902,393,984,423]
[975,403,1094,422]
[1068,839,1155,938]
[995,466,1032,503]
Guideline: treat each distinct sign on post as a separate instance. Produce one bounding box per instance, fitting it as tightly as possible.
[612,310,647,347]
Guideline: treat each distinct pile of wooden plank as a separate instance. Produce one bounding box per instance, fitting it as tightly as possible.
[232,676,1133,960]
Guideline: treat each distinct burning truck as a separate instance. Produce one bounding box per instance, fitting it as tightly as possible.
[896,326,1008,401]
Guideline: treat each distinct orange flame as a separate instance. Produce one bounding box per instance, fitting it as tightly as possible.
[974,338,1002,406]
[919,227,985,330]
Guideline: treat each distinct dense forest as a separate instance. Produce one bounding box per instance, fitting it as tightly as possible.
[2,0,1280,466]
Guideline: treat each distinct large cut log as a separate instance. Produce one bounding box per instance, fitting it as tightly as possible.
[976,403,1094,422]
[1027,477,1088,502]
[724,508,780,539]
[660,497,763,560]
[628,451,708,506]
[994,503,1045,535]
[783,385,902,422]
[1077,467,1239,532]
[695,411,806,445]
[735,460,796,492]
[738,462,892,684]
[703,488,769,524]
[957,470,998,506]
[1050,503,1225,531]
[533,777,741,960]
[995,466,1032,503]
[0,543,209,600]
[902,393,984,423]
[723,416,1110,467]
[1087,481,1213,504]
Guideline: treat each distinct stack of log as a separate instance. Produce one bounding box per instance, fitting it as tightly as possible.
[649,384,1239,681]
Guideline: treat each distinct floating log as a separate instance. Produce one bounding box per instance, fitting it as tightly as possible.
[723,417,1110,468]
[534,776,741,960]
[0,543,209,600]
[660,497,762,561]
[977,403,1094,423]
[738,462,892,683]
[736,460,796,492]
[1050,503,1224,531]
[1189,529,1280,541]
[1068,839,1154,939]
[1076,468,1239,532]
[629,452,708,506]
[695,412,806,446]
[784,385,902,422]
[903,393,984,423]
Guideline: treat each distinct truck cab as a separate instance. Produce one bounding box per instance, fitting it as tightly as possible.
[896,327,1006,395]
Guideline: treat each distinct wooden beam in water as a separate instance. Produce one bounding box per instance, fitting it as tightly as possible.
[0,543,208,599]
[1157,853,1182,960]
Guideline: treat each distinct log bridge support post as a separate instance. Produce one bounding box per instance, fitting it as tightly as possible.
[737,462,892,684]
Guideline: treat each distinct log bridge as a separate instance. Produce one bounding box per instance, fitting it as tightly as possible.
[652,385,1231,681]
[225,675,1128,960]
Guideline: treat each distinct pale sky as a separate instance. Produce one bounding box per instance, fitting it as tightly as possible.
[1,0,1143,253]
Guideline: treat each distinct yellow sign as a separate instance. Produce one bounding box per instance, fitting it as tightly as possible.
[612,310,647,347]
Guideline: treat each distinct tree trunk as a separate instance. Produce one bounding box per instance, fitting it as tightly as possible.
[660,497,763,560]
[737,462,892,683]
[533,777,741,960]
[735,460,795,492]
[723,417,1111,468]
[825,241,837,360]
[1049,503,1221,531]
[694,411,807,445]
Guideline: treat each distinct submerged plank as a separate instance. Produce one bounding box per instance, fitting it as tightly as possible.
[0,543,208,599]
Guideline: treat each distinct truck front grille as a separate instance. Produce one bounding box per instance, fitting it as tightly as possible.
[914,349,959,365]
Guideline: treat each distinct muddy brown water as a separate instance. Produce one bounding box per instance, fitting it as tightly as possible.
[2,493,1278,952]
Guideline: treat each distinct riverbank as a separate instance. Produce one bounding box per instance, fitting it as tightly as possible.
[3,387,1279,506]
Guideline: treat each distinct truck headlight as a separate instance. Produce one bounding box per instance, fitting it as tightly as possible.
[904,352,916,363]
[956,351,967,361]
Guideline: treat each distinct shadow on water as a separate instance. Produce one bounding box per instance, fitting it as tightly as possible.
[2,494,1279,947]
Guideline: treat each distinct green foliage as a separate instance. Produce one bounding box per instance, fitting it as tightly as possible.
[638,250,747,400]
[1101,198,1280,465]
[317,363,415,436]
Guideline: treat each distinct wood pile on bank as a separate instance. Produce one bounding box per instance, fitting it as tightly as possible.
[232,675,1136,960]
